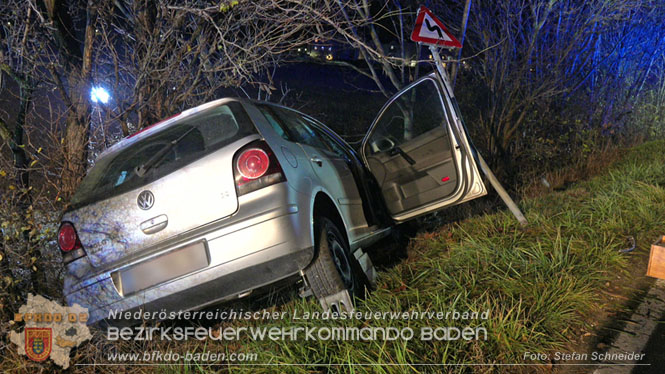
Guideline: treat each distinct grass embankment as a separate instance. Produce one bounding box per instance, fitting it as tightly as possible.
[154,140,665,373]
[7,141,665,374]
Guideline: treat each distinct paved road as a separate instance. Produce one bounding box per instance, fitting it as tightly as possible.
[593,280,665,374]
[631,310,665,374]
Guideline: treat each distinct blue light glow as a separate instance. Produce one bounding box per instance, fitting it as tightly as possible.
[90,87,110,104]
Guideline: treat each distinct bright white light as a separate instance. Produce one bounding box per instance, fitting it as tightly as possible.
[90,87,110,104]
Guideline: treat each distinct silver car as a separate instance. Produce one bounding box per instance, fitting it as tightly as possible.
[59,72,487,324]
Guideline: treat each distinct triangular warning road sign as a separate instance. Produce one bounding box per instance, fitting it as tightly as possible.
[410,6,462,48]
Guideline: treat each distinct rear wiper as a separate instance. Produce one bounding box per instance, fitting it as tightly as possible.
[135,127,196,177]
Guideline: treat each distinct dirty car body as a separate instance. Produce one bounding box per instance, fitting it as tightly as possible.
[59,72,487,324]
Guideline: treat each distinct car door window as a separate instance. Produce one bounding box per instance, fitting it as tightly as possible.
[258,106,292,141]
[363,77,461,218]
[271,108,329,150]
[366,79,450,154]
[305,119,349,160]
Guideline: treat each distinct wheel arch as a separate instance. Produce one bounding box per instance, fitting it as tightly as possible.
[311,191,350,254]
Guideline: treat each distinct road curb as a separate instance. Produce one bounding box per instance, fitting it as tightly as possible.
[592,279,665,374]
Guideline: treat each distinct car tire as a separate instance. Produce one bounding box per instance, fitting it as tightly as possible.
[305,217,366,302]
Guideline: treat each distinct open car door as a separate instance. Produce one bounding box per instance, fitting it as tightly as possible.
[361,73,486,222]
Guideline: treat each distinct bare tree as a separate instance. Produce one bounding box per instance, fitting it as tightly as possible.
[1,0,349,197]
[95,1,339,135]
[323,1,423,98]
[303,0,664,172]
[442,0,665,174]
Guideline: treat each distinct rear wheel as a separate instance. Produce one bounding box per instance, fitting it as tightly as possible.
[305,217,366,302]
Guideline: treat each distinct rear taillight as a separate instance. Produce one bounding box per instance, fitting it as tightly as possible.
[58,223,80,252]
[58,222,86,263]
[237,148,270,179]
[233,141,286,196]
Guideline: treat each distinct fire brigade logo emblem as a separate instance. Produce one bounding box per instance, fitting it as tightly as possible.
[9,294,91,368]
[25,328,52,362]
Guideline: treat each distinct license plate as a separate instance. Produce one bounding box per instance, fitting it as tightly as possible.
[112,241,209,296]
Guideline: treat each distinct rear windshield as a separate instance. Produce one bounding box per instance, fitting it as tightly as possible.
[70,102,255,210]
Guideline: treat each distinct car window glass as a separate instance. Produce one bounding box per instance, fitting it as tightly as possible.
[272,108,329,150]
[258,106,291,141]
[71,102,255,209]
[367,79,447,155]
[305,119,348,159]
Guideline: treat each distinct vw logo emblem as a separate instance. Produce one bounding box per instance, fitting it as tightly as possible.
[137,190,155,210]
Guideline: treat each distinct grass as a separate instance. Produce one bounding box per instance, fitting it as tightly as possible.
[225,140,664,373]
[4,140,665,373]
[165,140,663,373]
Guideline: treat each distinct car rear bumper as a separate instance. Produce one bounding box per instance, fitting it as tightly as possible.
[91,244,312,325]
[64,184,314,325]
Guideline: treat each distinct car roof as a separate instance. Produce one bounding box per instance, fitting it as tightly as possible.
[95,96,353,163]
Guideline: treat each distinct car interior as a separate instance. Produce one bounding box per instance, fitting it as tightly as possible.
[363,79,459,216]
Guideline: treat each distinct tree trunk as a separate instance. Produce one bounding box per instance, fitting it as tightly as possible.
[62,91,91,197]
[10,82,48,294]
[56,0,97,197]
[12,84,32,214]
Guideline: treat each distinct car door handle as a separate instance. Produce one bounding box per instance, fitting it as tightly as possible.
[310,157,323,167]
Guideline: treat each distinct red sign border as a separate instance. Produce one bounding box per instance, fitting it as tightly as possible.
[410,5,462,48]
